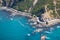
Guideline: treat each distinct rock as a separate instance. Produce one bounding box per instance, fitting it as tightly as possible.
[41,35,46,40]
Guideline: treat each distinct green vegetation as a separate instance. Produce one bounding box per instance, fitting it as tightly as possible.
[1,0,33,12]
[56,4,60,8]
[0,0,60,17]
[57,10,60,16]
[31,0,47,15]
[13,0,33,12]
[51,10,57,18]
[31,0,54,16]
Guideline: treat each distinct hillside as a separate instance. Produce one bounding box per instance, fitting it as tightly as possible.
[0,0,60,18]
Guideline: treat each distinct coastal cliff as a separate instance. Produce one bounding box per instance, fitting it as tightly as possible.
[0,0,60,40]
[0,0,60,27]
[0,0,60,18]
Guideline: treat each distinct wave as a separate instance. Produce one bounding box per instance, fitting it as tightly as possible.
[57,26,60,28]
[45,31,52,34]
[46,36,50,39]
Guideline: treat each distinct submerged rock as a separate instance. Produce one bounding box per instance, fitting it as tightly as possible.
[41,35,46,40]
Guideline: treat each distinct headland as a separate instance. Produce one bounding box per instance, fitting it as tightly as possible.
[0,6,60,28]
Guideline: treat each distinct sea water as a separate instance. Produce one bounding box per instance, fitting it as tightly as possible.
[0,10,40,40]
[46,24,60,40]
[0,10,60,40]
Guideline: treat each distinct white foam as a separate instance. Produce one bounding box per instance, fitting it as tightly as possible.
[27,34,31,36]
[34,29,43,32]
[45,31,52,34]
[18,21,24,27]
[10,18,13,20]
[57,26,60,28]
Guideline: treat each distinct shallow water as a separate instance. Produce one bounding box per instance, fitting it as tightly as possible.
[0,10,60,40]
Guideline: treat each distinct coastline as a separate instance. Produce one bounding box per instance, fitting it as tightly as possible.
[0,6,60,28]
[0,6,32,18]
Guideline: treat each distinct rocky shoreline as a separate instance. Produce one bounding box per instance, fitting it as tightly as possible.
[0,7,32,17]
[0,6,60,28]
[29,15,60,28]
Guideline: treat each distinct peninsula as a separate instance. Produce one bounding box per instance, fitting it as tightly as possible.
[0,0,60,40]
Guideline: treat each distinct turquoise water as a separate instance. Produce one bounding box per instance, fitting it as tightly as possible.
[0,10,60,40]
[46,25,60,40]
[0,10,40,40]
